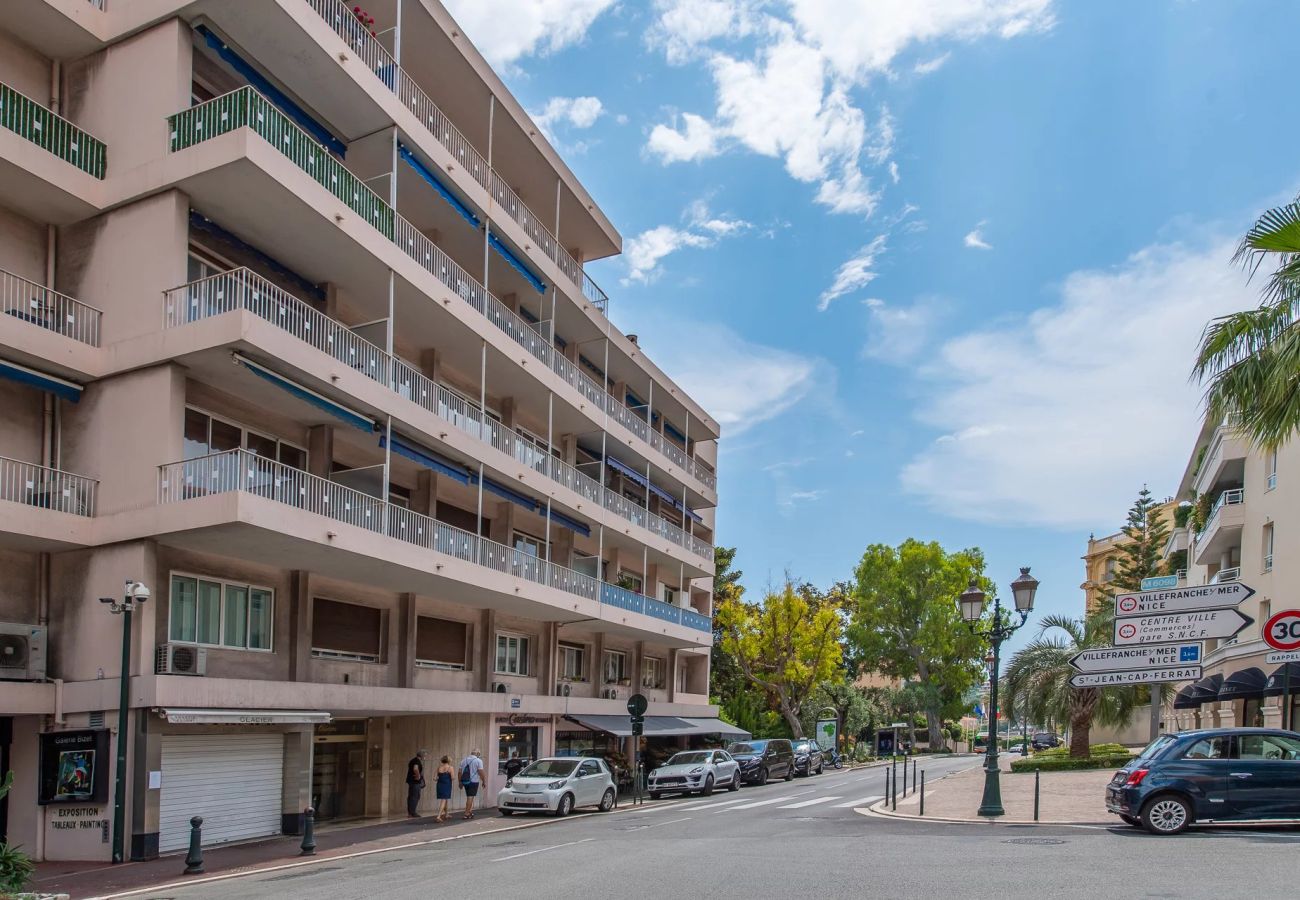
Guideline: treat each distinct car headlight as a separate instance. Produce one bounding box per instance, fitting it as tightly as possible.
[547,780,567,790]
[689,767,704,775]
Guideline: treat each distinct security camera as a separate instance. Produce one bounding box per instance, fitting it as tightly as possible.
[129,582,151,602]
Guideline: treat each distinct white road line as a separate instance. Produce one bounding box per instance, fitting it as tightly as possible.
[491,837,594,862]
[778,796,842,809]
[673,796,753,811]
[832,796,883,808]
[718,795,799,812]
[634,816,693,830]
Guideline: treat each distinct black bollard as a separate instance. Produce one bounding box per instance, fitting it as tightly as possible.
[912,758,917,795]
[884,766,890,801]
[300,807,317,856]
[903,757,908,796]
[920,770,925,816]
[1034,769,1041,822]
[183,816,204,875]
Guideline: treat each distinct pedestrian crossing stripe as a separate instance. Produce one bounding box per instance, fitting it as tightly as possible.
[778,796,842,809]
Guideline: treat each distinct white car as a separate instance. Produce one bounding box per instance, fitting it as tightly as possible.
[648,749,742,798]
[497,756,617,817]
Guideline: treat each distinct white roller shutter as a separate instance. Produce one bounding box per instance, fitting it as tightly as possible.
[159,733,284,852]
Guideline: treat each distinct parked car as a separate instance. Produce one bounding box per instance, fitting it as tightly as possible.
[497,757,617,817]
[1032,732,1061,750]
[726,739,796,785]
[648,749,742,798]
[791,739,825,776]
[1106,728,1300,835]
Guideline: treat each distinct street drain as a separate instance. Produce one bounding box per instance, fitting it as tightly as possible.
[1001,838,1066,845]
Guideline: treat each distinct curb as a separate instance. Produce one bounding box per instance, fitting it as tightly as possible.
[862,800,1111,829]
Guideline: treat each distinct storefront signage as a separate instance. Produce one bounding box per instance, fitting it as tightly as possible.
[495,714,551,725]
[158,708,330,725]
[39,729,109,805]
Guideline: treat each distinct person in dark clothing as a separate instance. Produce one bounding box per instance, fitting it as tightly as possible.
[406,749,429,817]
[504,755,525,785]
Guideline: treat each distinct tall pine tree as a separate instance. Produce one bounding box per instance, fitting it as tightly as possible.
[1111,487,1171,593]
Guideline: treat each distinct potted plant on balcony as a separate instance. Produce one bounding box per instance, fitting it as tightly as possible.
[351,6,377,37]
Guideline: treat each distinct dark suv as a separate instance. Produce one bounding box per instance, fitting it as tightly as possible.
[1106,728,1300,834]
[791,739,825,776]
[726,739,796,785]
[1031,732,1061,750]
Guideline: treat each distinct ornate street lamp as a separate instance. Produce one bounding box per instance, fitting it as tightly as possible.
[957,567,1038,818]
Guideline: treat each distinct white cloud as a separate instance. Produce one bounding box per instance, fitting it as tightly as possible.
[646,113,721,163]
[649,0,764,64]
[914,52,952,74]
[818,235,887,310]
[888,160,901,184]
[623,201,752,283]
[863,296,949,363]
[534,96,605,137]
[780,488,827,507]
[442,0,616,68]
[899,237,1255,529]
[964,222,993,250]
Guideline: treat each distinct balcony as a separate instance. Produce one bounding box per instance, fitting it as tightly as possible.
[162,268,711,564]
[2,266,102,347]
[157,450,712,637]
[0,81,106,179]
[1194,489,1245,565]
[1211,566,1240,584]
[599,583,712,631]
[0,455,97,550]
[0,80,106,223]
[1193,421,1247,496]
[166,88,717,495]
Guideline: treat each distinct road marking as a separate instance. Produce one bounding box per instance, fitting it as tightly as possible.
[627,816,693,830]
[491,838,594,862]
[778,796,842,809]
[832,796,883,808]
[673,796,753,811]
[718,795,800,811]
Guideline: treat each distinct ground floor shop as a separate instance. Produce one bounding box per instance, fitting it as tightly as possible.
[1170,658,1300,732]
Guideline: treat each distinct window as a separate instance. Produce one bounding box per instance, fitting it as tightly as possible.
[496,634,531,676]
[415,616,468,670]
[1264,523,1275,573]
[1237,733,1300,761]
[603,650,628,684]
[312,598,383,662]
[559,642,587,681]
[577,760,601,777]
[642,656,665,689]
[1267,448,1278,491]
[617,570,643,593]
[1179,736,1230,760]
[1102,557,1117,582]
[712,751,730,764]
[676,663,689,693]
[514,532,545,558]
[571,551,599,579]
[184,407,306,467]
[169,574,273,650]
[660,584,678,606]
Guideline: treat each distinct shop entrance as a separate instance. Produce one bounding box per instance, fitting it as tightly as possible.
[312,720,367,821]
[497,725,538,776]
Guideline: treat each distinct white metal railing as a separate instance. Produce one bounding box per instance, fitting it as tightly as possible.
[0,455,97,516]
[1268,472,1277,491]
[1176,568,1187,581]
[1,267,102,346]
[1211,566,1240,584]
[1201,488,1245,535]
[1264,555,1273,574]
[162,269,709,559]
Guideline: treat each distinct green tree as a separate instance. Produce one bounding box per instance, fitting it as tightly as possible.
[1112,487,1170,592]
[797,680,885,745]
[716,580,844,738]
[847,540,990,749]
[1194,199,1300,450]
[1004,612,1140,758]
[709,547,747,709]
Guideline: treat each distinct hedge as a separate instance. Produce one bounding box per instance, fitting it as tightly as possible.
[1010,753,1132,773]
[1031,743,1128,760]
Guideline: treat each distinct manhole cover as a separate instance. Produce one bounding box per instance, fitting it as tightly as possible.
[1001,838,1066,845]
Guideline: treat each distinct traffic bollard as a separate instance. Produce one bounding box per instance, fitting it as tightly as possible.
[300,807,317,856]
[903,757,908,796]
[912,758,917,795]
[891,764,897,810]
[1033,770,1041,822]
[183,816,204,875]
[884,766,890,801]
[920,771,925,816]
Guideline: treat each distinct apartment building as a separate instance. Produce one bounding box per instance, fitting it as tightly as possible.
[0,0,731,862]
[1162,416,1300,734]
[1079,500,1178,616]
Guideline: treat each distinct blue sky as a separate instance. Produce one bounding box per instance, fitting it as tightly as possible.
[445,0,1294,650]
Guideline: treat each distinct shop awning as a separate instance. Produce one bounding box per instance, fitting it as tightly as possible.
[157,708,330,725]
[234,354,375,432]
[1185,673,1224,706]
[562,714,696,737]
[679,718,751,739]
[1263,662,1300,697]
[1173,685,1200,710]
[0,359,82,403]
[1217,666,1268,701]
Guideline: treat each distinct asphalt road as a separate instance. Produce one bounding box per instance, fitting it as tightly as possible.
[124,755,1300,900]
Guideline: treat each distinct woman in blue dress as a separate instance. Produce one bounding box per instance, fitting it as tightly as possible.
[434,755,454,822]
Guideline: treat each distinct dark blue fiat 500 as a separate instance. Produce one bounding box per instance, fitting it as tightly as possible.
[1107,728,1300,834]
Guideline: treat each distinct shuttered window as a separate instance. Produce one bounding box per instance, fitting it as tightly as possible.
[312,598,383,661]
[415,617,468,670]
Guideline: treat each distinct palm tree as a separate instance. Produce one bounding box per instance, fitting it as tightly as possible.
[1194,200,1300,449]
[1004,612,1141,758]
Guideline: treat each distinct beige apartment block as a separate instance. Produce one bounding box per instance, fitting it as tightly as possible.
[0,0,731,862]
[1161,416,1300,735]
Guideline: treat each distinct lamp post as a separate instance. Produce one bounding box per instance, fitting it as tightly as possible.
[957,567,1038,818]
[102,580,150,864]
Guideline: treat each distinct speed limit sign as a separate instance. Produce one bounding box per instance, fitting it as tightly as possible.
[1263,610,1300,652]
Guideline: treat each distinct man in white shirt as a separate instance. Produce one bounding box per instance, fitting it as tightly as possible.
[459,749,486,819]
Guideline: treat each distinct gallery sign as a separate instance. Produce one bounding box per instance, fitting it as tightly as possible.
[38,729,109,805]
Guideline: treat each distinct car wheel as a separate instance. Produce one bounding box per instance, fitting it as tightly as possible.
[816,763,824,775]
[1119,814,1140,827]
[784,765,795,782]
[701,774,715,796]
[555,793,575,817]
[499,809,515,817]
[729,771,742,791]
[598,789,616,812]
[649,792,661,801]
[1141,795,1192,835]
[758,767,769,786]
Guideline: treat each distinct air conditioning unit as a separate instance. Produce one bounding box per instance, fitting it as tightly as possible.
[156,643,207,676]
[0,623,46,681]
[491,681,511,694]
[602,687,620,700]
[555,682,571,697]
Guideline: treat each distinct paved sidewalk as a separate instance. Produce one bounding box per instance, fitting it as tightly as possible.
[874,756,1119,825]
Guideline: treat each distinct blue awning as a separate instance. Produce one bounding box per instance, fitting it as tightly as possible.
[0,359,82,403]
[605,455,648,488]
[487,231,546,294]
[189,211,324,303]
[197,25,346,158]
[476,474,539,512]
[547,506,591,538]
[234,354,374,432]
[380,433,470,484]
[398,143,480,229]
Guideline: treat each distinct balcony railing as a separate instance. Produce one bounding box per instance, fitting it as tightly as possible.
[681,607,712,631]
[1211,566,1240,584]
[163,269,711,560]
[167,88,717,492]
[0,455,97,516]
[1199,488,1245,537]
[0,81,106,178]
[159,450,710,632]
[303,0,610,314]
[2,266,102,347]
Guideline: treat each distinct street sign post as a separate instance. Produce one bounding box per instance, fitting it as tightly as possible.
[1114,609,1253,646]
[815,718,838,755]
[1263,610,1300,732]
[1070,643,1202,673]
[1114,582,1255,618]
[1070,666,1202,687]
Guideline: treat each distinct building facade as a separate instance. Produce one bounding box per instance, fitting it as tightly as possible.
[1080,500,1178,616]
[0,0,728,861]
[1163,416,1300,734]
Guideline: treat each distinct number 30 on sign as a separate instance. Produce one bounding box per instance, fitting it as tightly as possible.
[1263,609,1300,652]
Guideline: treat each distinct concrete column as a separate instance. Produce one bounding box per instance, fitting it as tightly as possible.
[646,563,660,601]
[364,717,391,817]
[281,728,313,835]
[592,631,605,689]
[414,470,438,517]
[397,593,416,688]
[308,426,334,478]
[419,348,441,381]
[667,648,679,702]
[478,609,496,691]
[289,571,312,682]
[501,292,520,314]
[500,397,517,430]
[632,641,645,694]
[129,709,160,860]
[559,434,578,465]
[490,501,512,545]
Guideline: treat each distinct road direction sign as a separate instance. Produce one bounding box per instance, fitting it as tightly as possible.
[1070,643,1202,674]
[1267,651,1300,664]
[1070,666,1202,688]
[1114,609,1253,646]
[1141,574,1180,591]
[1262,610,1300,652]
[1114,582,1255,618]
